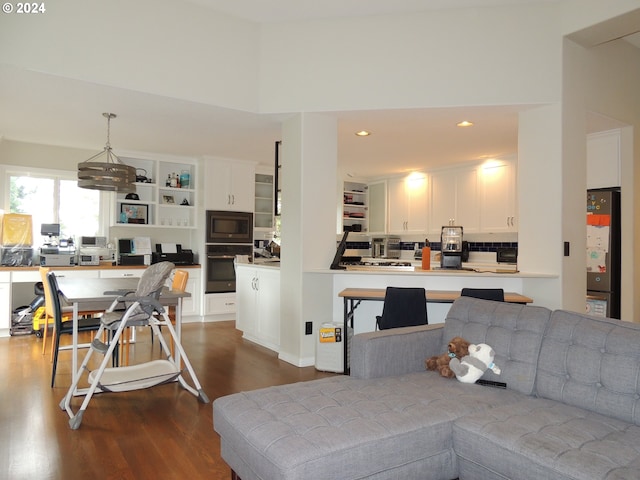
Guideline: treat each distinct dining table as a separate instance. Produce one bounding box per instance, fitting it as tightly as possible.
[56,276,191,389]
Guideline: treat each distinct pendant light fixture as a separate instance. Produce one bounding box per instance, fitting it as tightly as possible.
[77,113,136,193]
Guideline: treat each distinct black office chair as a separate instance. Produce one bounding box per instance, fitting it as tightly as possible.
[376,287,428,330]
[47,271,103,388]
[460,288,505,302]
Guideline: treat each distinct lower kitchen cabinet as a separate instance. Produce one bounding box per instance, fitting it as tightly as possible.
[204,292,236,316]
[236,265,280,353]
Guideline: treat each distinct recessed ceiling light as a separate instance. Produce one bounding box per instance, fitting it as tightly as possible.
[457,120,474,127]
[355,130,371,136]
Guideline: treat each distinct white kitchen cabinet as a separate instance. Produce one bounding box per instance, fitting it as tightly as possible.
[236,265,280,352]
[367,180,387,235]
[204,158,255,212]
[429,167,479,235]
[204,293,236,316]
[387,174,428,234]
[587,129,621,189]
[479,160,517,233]
[99,268,143,279]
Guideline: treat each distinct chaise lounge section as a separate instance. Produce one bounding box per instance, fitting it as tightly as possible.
[213,297,640,479]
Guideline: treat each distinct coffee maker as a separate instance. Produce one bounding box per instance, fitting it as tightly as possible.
[440,226,463,269]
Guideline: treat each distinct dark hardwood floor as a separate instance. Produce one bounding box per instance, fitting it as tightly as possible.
[0,321,334,479]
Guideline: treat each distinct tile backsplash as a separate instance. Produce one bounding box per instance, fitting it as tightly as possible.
[343,241,518,254]
[400,241,518,253]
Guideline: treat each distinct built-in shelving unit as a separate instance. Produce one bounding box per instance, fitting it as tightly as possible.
[112,155,197,229]
[342,181,368,234]
[255,173,274,230]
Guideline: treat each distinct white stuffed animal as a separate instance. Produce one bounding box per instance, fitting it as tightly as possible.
[448,343,501,384]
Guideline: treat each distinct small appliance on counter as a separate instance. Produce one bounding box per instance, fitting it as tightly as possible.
[78,236,113,265]
[39,223,78,266]
[496,247,518,265]
[440,226,463,269]
[152,243,194,265]
[117,238,151,266]
[371,236,401,259]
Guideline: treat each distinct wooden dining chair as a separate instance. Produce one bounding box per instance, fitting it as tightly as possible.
[168,269,189,359]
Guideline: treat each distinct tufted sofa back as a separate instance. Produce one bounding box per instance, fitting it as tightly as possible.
[536,310,640,425]
[443,297,552,395]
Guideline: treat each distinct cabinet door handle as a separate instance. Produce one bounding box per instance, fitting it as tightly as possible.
[254,277,259,291]
[231,194,235,205]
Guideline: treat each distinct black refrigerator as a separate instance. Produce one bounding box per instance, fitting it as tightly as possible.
[586,188,621,319]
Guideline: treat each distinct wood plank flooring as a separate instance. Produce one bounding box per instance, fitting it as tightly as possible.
[0,322,335,479]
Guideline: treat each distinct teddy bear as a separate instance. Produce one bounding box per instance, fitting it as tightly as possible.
[425,336,471,378]
[449,343,501,384]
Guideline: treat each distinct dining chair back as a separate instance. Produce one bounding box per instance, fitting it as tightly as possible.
[172,269,189,292]
[375,287,428,330]
[39,266,56,354]
[460,288,505,302]
[167,269,189,358]
[47,271,102,387]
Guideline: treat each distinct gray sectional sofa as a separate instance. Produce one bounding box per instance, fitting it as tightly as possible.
[213,297,640,480]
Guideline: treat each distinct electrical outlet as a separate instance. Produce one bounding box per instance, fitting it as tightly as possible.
[305,321,312,335]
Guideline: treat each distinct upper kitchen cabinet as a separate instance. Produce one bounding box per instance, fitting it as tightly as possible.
[367,180,387,235]
[342,181,368,235]
[478,159,517,233]
[204,157,256,212]
[112,154,197,229]
[388,173,428,235]
[429,166,479,235]
[587,129,621,189]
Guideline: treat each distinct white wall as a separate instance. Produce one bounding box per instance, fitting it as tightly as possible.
[517,105,563,309]
[0,0,261,112]
[566,38,640,321]
[259,4,563,113]
[279,113,338,366]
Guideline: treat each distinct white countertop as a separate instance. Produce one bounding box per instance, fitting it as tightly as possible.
[312,268,555,278]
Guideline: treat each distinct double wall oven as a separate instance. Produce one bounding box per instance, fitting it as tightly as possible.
[205,210,253,293]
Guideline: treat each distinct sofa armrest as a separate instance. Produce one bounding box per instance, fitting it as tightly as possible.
[350,323,444,379]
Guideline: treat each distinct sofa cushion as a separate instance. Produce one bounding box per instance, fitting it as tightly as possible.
[536,310,640,426]
[213,372,526,480]
[453,397,640,480]
[442,297,552,395]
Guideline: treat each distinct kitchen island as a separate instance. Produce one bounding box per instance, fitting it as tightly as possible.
[311,267,555,333]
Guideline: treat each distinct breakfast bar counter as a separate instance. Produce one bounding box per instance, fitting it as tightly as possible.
[308,267,557,337]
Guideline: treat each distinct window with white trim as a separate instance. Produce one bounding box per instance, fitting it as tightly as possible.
[8,169,101,248]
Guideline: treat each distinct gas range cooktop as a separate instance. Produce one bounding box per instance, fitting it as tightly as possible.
[341,260,415,271]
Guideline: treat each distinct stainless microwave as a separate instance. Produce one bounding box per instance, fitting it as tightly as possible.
[206,210,253,244]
